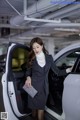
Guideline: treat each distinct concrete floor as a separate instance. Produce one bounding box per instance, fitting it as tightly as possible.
[24,116,33,120]
[24,112,56,120]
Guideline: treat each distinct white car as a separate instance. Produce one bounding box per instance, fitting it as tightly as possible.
[0,42,80,120]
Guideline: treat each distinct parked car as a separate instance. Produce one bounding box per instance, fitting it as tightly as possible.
[0,42,80,120]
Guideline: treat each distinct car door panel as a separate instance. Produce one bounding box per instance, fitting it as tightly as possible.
[2,73,19,120]
[1,43,31,119]
[46,47,80,119]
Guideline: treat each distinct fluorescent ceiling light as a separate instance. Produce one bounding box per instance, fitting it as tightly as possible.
[32,32,50,36]
[54,28,79,32]
[24,16,61,23]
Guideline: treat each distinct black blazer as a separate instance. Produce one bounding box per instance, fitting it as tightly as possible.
[26,54,67,96]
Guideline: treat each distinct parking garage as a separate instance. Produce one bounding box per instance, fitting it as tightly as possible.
[0,0,80,120]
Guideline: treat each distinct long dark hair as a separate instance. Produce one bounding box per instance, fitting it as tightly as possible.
[28,37,48,66]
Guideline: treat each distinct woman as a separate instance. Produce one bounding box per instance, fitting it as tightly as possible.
[25,37,69,120]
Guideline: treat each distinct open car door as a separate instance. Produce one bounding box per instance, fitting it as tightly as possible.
[1,43,31,120]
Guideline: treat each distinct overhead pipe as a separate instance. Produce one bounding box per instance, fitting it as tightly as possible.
[10,0,78,27]
[24,0,78,26]
[44,3,80,19]
[0,23,29,29]
[9,22,80,39]
[42,22,80,28]
[10,0,72,25]
[8,0,80,39]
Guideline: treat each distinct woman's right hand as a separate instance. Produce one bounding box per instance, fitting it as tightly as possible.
[25,76,31,87]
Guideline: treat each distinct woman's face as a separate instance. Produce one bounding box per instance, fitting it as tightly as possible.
[32,42,43,55]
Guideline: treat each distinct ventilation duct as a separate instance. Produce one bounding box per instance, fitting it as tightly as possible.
[9,0,75,25]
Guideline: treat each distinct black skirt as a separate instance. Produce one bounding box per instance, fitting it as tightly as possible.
[28,88,47,110]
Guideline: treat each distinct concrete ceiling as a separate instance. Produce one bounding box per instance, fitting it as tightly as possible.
[0,0,80,47]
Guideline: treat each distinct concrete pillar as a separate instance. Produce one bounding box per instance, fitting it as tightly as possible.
[46,38,55,57]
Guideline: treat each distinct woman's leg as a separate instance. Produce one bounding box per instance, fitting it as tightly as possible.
[37,110,44,120]
[32,109,38,120]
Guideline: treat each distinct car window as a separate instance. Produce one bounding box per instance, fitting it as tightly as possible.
[47,49,80,115]
[56,51,79,70]
[12,47,29,72]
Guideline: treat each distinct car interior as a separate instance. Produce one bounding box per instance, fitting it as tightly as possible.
[11,47,31,114]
